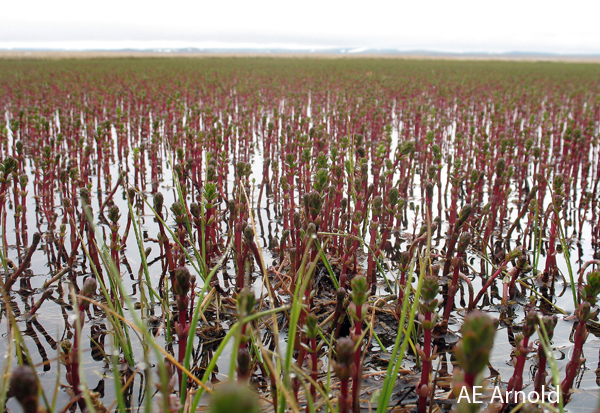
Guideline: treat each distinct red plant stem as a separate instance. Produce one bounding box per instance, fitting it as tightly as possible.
[352,304,363,413]
[176,300,190,391]
[418,311,432,413]
[561,319,586,399]
[507,267,522,299]
[111,228,120,274]
[507,336,529,398]
[156,211,175,274]
[534,345,548,395]
[310,337,317,397]
[340,378,350,413]
[443,255,463,322]
[469,260,507,310]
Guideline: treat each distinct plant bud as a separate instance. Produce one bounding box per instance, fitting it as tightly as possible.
[80,277,97,310]
[454,311,497,377]
[581,270,600,305]
[237,288,256,317]
[108,205,120,224]
[293,211,301,228]
[190,202,200,217]
[204,182,218,201]
[457,232,472,255]
[351,275,368,307]
[522,310,538,338]
[60,340,72,356]
[333,337,355,381]
[336,288,346,312]
[243,225,254,242]
[425,181,434,199]
[495,158,505,176]
[399,251,411,271]
[341,198,348,210]
[80,187,91,205]
[9,366,39,413]
[505,248,522,261]
[19,173,28,188]
[305,313,319,339]
[421,275,439,303]
[388,187,399,207]
[576,301,594,323]
[540,315,558,340]
[171,202,185,218]
[458,204,472,226]
[553,174,564,192]
[153,192,164,211]
[209,382,260,413]
[173,267,191,297]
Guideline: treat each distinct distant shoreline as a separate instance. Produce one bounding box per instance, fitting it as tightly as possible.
[2,50,600,63]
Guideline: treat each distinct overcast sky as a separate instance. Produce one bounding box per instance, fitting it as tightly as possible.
[2,0,600,53]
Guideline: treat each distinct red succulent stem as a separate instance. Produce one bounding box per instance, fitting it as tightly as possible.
[418,311,432,413]
[443,255,463,322]
[470,260,507,310]
[561,319,586,400]
[352,304,363,413]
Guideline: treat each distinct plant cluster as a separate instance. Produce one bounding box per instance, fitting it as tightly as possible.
[0,58,598,413]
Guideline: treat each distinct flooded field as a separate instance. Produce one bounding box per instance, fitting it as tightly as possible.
[0,57,599,413]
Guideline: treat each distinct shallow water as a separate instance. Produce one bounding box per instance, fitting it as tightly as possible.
[1,58,599,412]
